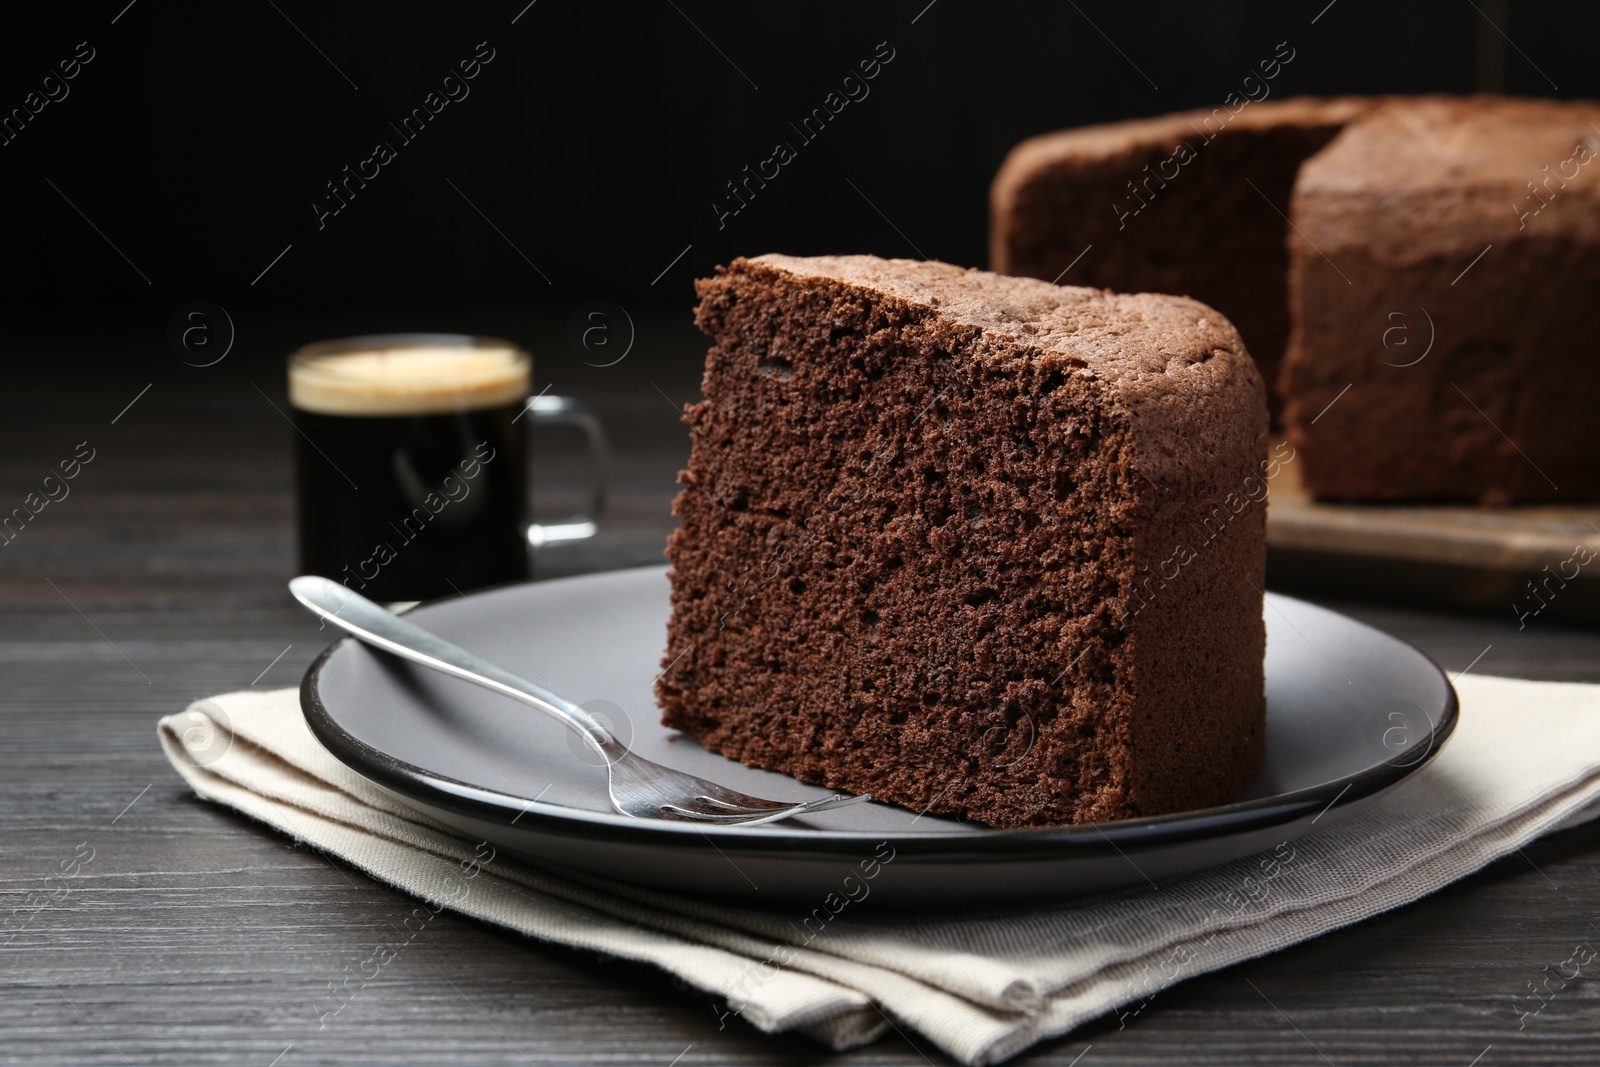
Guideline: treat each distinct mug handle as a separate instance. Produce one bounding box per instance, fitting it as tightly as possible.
[525,394,608,548]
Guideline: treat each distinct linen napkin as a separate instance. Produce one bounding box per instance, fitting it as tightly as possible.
[159,674,1600,1065]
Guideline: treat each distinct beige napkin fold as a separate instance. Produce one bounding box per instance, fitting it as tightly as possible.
[159,674,1600,1065]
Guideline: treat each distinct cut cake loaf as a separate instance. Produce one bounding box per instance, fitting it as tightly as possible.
[1282,97,1600,503]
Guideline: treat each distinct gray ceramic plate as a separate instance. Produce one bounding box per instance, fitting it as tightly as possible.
[301,566,1456,907]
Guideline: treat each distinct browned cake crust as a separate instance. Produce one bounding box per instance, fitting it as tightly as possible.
[656,254,1267,828]
[991,97,1381,421]
[1281,96,1600,503]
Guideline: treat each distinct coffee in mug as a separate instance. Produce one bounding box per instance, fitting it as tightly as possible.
[289,335,604,601]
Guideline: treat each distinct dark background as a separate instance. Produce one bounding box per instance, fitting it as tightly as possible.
[3,0,1597,379]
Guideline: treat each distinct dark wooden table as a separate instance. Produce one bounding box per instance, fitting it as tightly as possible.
[5,325,1600,1066]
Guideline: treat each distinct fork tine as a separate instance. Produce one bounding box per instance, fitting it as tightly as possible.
[691,794,794,813]
[660,802,806,823]
[722,796,865,826]
[689,792,869,814]
[689,793,866,816]
[794,793,872,814]
[661,792,872,826]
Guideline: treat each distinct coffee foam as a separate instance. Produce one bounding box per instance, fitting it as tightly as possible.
[289,345,530,416]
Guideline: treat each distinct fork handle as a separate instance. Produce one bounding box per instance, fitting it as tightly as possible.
[289,576,612,756]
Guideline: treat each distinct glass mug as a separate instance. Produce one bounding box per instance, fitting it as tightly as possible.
[288,334,606,601]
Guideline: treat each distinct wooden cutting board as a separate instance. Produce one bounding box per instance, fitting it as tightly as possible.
[1265,444,1600,626]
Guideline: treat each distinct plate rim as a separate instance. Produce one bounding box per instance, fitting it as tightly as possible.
[300,566,1458,860]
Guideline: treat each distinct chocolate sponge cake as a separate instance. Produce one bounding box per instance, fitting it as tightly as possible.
[656,255,1268,828]
[991,97,1378,420]
[993,94,1600,502]
[1281,97,1600,503]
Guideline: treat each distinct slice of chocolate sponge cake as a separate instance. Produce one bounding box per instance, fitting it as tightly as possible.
[656,255,1267,828]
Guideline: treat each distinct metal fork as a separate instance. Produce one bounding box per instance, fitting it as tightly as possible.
[289,576,869,827]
